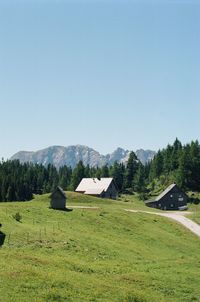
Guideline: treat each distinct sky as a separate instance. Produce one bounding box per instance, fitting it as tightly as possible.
[0,0,200,159]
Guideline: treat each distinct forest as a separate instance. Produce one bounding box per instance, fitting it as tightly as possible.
[1,139,200,202]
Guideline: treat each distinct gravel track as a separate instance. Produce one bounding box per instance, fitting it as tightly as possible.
[125,209,200,238]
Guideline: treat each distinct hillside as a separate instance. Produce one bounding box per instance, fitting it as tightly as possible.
[0,193,200,302]
[10,145,156,168]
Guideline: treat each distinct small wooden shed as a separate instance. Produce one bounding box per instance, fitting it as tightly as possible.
[0,223,6,247]
[145,183,188,211]
[50,186,66,210]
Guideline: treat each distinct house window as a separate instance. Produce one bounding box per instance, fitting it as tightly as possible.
[170,194,173,198]
[170,204,174,207]
[158,204,161,208]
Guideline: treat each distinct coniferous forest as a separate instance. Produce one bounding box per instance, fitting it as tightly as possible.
[1,139,200,202]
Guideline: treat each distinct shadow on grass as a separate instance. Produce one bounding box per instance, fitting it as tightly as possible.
[49,207,73,212]
[0,231,6,246]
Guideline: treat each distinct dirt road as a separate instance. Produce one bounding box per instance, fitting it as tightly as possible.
[125,209,200,238]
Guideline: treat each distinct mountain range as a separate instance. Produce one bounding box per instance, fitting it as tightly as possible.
[10,145,156,168]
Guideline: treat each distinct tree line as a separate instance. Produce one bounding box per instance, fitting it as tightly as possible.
[0,152,143,201]
[1,138,200,202]
[0,160,71,201]
[147,138,200,192]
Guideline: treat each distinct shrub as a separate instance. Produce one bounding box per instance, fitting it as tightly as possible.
[12,212,22,222]
[138,192,149,201]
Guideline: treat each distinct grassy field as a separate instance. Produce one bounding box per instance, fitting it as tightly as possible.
[0,193,200,302]
[188,203,200,225]
[186,192,200,225]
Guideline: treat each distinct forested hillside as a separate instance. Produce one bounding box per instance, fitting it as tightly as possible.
[147,139,200,192]
[2,139,200,202]
[0,153,141,202]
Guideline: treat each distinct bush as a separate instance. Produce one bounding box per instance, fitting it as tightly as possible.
[12,212,22,222]
[189,197,200,205]
[138,192,149,201]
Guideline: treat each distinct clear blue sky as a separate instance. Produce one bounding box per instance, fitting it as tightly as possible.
[0,0,200,159]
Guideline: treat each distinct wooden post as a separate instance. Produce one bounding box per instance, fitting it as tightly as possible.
[39,229,42,241]
[27,232,29,243]
[7,234,10,246]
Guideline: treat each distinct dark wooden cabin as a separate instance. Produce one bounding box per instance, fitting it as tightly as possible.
[50,186,66,209]
[145,183,188,210]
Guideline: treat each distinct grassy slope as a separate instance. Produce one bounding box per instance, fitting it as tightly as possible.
[188,203,200,225]
[186,192,200,225]
[0,193,200,302]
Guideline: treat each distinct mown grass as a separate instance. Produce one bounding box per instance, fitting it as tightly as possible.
[188,203,200,225]
[0,192,200,302]
[187,192,200,225]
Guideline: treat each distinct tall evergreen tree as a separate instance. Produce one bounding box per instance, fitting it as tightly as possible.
[110,161,125,192]
[71,161,85,190]
[133,163,146,193]
[176,146,191,190]
[149,150,163,180]
[124,151,139,189]
[101,165,110,177]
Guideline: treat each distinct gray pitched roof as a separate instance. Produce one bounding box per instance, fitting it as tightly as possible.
[51,186,66,199]
[154,183,177,202]
[145,183,187,204]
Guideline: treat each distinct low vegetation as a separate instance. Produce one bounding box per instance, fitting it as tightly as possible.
[0,192,200,302]
[187,192,200,225]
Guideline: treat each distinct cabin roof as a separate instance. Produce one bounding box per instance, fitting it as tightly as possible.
[76,178,114,195]
[154,183,177,201]
[50,186,66,199]
[145,183,187,204]
[84,188,105,195]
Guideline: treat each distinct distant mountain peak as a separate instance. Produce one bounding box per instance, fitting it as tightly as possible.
[10,145,156,168]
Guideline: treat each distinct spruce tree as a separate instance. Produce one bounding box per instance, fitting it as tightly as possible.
[110,161,124,192]
[71,161,85,190]
[124,151,139,189]
[101,165,109,177]
[133,163,146,193]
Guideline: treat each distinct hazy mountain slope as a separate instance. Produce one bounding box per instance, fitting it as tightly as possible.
[11,145,156,168]
[136,149,156,165]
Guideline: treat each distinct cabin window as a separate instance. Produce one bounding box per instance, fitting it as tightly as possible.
[158,204,161,208]
[170,204,174,207]
[170,194,173,198]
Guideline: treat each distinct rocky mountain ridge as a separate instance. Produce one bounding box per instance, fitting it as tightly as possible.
[10,145,156,168]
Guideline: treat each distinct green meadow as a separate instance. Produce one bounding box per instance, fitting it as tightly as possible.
[188,203,200,225]
[187,192,200,225]
[0,193,200,302]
